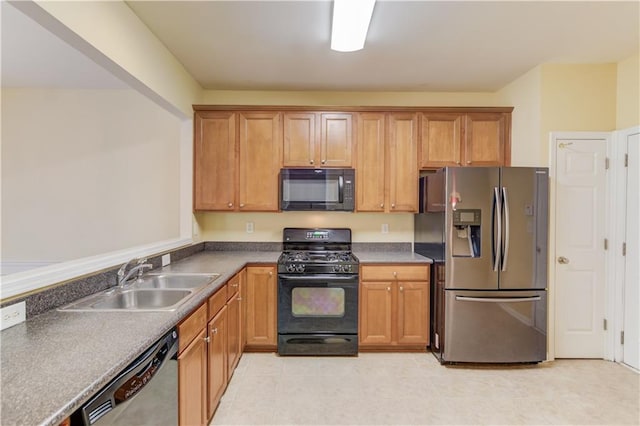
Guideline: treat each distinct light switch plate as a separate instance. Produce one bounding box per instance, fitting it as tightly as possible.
[246,222,254,233]
[381,224,389,234]
[162,254,171,267]
[1,301,26,331]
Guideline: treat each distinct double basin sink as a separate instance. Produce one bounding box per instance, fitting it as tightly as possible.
[59,273,220,312]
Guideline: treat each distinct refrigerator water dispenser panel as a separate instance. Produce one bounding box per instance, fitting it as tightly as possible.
[452,209,481,257]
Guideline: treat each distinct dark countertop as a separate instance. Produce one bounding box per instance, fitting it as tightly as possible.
[0,249,431,426]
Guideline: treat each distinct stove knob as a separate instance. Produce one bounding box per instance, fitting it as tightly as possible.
[296,265,305,273]
[344,265,351,273]
[286,264,296,273]
[333,265,342,273]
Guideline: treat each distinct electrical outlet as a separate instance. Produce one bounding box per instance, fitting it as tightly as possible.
[381,223,389,234]
[162,254,171,267]
[1,301,26,331]
[246,222,254,233]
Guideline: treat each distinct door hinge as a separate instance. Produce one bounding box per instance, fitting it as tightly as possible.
[621,331,625,345]
[604,239,608,250]
[625,153,628,167]
[605,157,610,169]
[623,242,627,256]
[603,319,607,330]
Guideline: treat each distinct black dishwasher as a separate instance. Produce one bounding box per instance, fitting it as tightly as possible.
[71,328,178,425]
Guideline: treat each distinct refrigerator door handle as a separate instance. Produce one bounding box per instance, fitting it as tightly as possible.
[501,186,510,272]
[455,296,542,303]
[492,187,502,271]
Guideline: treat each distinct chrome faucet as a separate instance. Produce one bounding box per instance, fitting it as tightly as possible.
[117,258,152,288]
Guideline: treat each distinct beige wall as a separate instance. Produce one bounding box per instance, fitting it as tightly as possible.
[616,54,640,129]
[496,66,543,166]
[1,88,182,264]
[540,63,617,162]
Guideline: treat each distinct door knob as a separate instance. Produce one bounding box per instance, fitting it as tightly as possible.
[557,256,570,264]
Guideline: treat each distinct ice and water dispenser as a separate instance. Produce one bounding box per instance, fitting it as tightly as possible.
[451,209,481,257]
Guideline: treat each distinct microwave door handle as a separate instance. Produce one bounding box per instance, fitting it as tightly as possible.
[338,175,344,203]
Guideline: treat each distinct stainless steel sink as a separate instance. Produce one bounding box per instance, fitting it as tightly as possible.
[58,272,220,312]
[91,289,193,310]
[133,273,219,290]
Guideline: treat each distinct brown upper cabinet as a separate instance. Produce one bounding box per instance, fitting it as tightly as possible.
[419,110,511,169]
[193,110,281,211]
[357,112,418,213]
[283,112,353,167]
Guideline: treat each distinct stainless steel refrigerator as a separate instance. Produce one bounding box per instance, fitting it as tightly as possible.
[415,167,548,364]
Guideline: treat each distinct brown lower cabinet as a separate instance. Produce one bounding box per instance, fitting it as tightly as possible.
[244,265,277,350]
[359,264,430,350]
[178,302,208,426]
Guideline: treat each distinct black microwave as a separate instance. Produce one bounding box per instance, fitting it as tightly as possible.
[280,168,355,211]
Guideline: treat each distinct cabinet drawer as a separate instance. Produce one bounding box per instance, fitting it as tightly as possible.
[227,273,241,302]
[361,265,429,281]
[178,303,207,354]
[208,284,227,321]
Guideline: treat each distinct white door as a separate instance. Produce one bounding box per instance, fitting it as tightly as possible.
[554,138,607,358]
[623,132,640,370]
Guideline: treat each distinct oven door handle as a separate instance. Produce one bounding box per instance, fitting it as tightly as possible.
[278,274,358,282]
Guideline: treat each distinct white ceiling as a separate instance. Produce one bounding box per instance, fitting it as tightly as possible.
[1,1,639,92]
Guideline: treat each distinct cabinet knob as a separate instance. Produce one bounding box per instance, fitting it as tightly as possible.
[231,283,238,287]
[380,203,384,208]
[456,161,461,165]
[400,286,404,291]
[466,160,472,164]
[391,203,396,209]
[212,328,218,335]
[269,271,273,276]
[227,202,233,208]
[321,159,326,164]
[239,203,245,208]
[393,271,397,277]
[204,336,211,343]
[310,160,314,165]
[387,286,391,291]
[237,296,242,301]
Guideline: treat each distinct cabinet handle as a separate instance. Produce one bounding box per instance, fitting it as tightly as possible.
[387,286,391,291]
[400,286,404,292]
[227,202,233,208]
[321,159,326,164]
[240,203,245,208]
[456,161,461,165]
[380,203,384,208]
[310,159,314,165]
[393,271,397,277]
[212,328,218,335]
[237,296,242,301]
[204,336,211,343]
[466,160,472,164]
[269,271,273,276]
[231,283,238,287]
[391,203,396,208]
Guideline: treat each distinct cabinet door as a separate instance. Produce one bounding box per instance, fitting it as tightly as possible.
[194,111,237,211]
[226,291,241,377]
[356,113,386,212]
[283,112,315,167]
[396,282,430,346]
[238,112,281,211]
[178,329,207,426]
[359,282,393,345]
[320,113,353,167]
[207,307,227,420]
[420,113,463,168]
[388,113,418,212]
[464,113,505,166]
[245,266,277,349]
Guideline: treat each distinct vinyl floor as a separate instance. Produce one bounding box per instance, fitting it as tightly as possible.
[210,352,639,425]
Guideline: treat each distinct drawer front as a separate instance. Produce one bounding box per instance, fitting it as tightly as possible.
[208,284,227,320]
[361,265,429,281]
[178,303,207,354]
[227,273,241,302]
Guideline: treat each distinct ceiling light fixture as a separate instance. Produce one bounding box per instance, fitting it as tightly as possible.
[331,0,376,52]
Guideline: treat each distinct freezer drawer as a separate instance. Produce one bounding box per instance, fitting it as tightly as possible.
[443,290,547,363]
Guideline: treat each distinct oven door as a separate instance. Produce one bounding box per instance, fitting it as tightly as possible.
[277,274,358,334]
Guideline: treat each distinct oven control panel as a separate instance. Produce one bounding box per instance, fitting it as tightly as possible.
[306,231,329,240]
